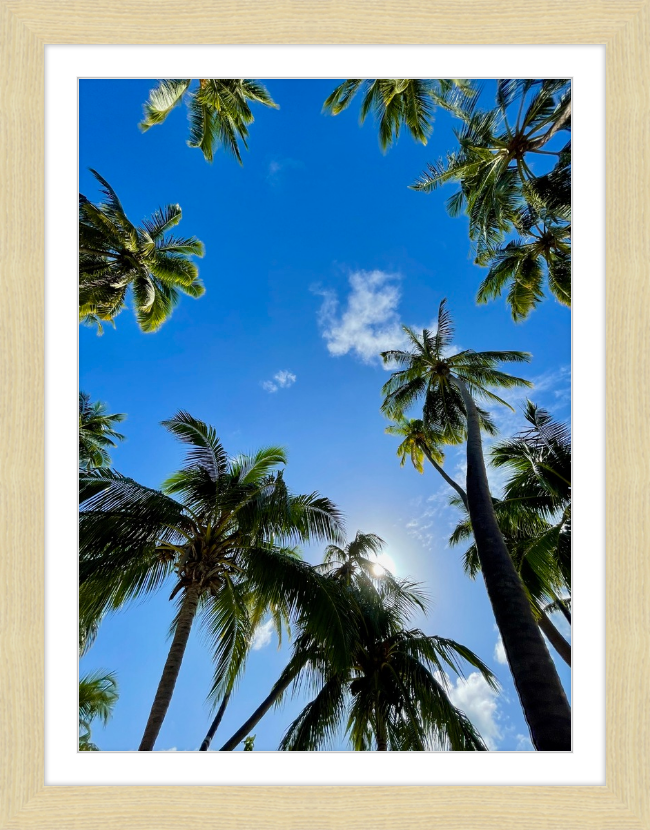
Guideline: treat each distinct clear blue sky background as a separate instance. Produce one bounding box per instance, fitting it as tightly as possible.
[79,79,571,753]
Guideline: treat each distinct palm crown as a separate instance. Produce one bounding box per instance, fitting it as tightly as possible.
[492,400,571,509]
[489,400,571,592]
[79,170,205,332]
[380,299,531,441]
[411,80,571,320]
[140,79,278,163]
[79,392,125,469]
[79,670,119,751]
[384,417,446,474]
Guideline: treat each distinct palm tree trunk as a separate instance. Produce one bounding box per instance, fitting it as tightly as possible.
[421,445,468,509]
[538,612,571,667]
[139,584,200,751]
[453,377,571,751]
[220,674,294,751]
[199,691,232,751]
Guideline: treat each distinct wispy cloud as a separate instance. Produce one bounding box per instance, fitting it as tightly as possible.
[266,157,304,185]
[402,479,465,552]
[404,515,435,550]
[251,619,275,651]
[315,270,408,367]
[262,370,296,393]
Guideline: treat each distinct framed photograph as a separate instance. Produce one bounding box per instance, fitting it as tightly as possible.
[1,1,646,827]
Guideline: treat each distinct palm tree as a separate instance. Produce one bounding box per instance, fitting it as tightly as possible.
[79,411,349,751]
[79,392,125,470]
[385,415,472,508]
[79,670,118,751]
[221,548,495,751]
[380,300,571,750]
[140,79,278,163]
[411,80,571,320]
[319,531,386,585]
[323,79,476,152]
[79,169,205,332]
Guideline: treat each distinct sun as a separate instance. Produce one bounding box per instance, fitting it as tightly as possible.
[371,552,397,578]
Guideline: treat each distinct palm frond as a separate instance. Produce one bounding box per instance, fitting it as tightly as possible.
[161,411,230,482]
[139,79,191,130]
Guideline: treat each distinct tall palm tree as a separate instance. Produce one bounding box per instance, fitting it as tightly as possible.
[221,548,495,751]
[79,170,205,332]
[411,80,571,320]
[380,300,571,750]
[79,412,349,751]
[323,79,476,152]
[79,392,126,470]
[140,79,278,163]
[79,670,118,751]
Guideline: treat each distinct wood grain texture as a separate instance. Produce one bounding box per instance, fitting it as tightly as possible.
[0,0,647,827]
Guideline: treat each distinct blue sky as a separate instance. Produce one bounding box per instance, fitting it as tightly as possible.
[79,79,571,753]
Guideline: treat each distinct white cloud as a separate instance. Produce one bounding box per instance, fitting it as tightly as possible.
[444,671,502,750]
[316,270,408,366]
[267,157,304,184]
[262,369,296,393]
[494,635,508,665]
[251,618,274,651]
[515,733,534,751]
[315,270,463,373]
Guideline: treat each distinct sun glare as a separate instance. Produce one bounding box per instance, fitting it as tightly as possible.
[372,552,397,578]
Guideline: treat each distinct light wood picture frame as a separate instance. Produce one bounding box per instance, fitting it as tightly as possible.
[1,1,646,827]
